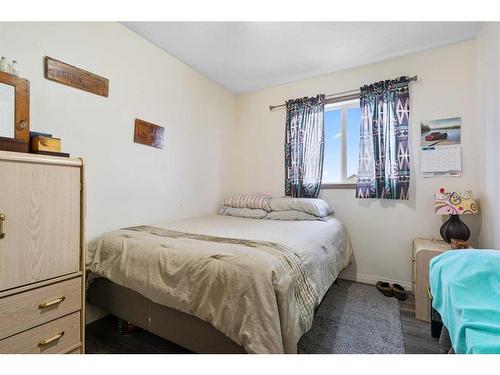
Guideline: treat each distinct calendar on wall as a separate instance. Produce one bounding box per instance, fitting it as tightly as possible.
[420,117,462,178]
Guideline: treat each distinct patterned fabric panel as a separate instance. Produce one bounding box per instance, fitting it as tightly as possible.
[284,95,326,198]
[219,206,268,219]
[223,193,271,211]
[265,210,333,221]
[356,76,410,200]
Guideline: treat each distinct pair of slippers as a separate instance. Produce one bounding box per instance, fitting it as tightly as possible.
[376,281,407,300]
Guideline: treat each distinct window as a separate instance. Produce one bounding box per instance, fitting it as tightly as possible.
[322,99,361,187]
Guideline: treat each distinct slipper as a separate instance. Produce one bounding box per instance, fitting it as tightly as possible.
[392,283,407,300]
[376,281,394,297]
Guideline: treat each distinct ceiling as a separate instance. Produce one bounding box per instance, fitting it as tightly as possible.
[122,22,481,94]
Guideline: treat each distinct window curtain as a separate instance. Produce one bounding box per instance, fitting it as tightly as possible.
[284,94,325,198]
[356,77,410,200]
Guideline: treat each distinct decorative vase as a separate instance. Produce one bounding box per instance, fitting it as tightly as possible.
[439,214,470,243]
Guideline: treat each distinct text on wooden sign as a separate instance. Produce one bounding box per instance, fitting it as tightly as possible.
[44,56,109,97]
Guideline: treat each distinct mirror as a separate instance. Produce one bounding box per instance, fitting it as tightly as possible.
[0,83,15,138]
[0,71,30,152]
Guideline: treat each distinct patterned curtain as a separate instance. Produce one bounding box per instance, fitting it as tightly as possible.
[285,95,326,198]
[356,77,410,200]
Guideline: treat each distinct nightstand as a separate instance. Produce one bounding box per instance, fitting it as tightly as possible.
[412,238,450,322]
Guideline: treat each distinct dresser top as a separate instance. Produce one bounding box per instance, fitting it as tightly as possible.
[0,150,83,167]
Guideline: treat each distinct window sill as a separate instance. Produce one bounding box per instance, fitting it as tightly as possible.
[321,183,356,190]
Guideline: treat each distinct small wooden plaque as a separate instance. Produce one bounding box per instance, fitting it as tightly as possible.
[134,119,164,149]
[44,56,109,97]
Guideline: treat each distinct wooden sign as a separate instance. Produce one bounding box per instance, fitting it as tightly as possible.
[44,56,109,97]
[134,119,165,149]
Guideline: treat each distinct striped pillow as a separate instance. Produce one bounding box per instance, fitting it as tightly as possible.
[264,210,333,221]
[223,193,271,211]
[219,206,268,219]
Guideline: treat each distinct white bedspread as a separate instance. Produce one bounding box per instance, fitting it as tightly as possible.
[86,215,352,353]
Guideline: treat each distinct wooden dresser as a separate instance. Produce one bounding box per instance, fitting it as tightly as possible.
[0,151,85,354]
[412,238,450,322]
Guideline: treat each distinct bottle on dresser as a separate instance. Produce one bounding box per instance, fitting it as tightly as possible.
[0,56,9,73]
[0,57,20,75]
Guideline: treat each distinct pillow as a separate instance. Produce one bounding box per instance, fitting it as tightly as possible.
[223,193,271,211]
[264,210,333,221]
[269,197,332,217]
[219,206,268,219]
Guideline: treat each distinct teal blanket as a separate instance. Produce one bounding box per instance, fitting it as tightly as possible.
[430,250,500,354]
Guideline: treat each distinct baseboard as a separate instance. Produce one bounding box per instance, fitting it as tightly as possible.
[339,270,412,291]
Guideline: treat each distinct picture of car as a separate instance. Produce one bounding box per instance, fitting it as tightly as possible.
[425,131,448,141]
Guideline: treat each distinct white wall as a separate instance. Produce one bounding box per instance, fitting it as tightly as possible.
[0,22,491,291]
[0,22,236,240]
[476,23,500,249]
[232,41,480,287]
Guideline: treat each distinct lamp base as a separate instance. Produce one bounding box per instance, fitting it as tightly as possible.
[440,214,470,243]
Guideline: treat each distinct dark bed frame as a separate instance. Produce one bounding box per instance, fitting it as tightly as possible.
[87,278,246,353]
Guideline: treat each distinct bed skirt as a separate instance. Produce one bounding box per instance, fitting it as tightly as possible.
[87,278,246,354]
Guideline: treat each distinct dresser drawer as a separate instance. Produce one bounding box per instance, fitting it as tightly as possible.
[0,311,81,354]
[66,346,83,354]
[0,277,81,340]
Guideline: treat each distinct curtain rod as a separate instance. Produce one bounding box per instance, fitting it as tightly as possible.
[269,75,418,111]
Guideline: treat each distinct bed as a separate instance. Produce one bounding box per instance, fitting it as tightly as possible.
[86,214,352,354]
[429,249,500,354]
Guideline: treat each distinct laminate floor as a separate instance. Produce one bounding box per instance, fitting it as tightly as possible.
[400,294,446,354]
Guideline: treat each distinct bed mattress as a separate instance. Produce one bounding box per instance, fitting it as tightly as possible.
[86,215,352,353]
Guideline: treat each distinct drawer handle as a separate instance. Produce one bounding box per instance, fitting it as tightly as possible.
[0,213,5,239]
[39,296,66,309]
[38,331,65,346]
